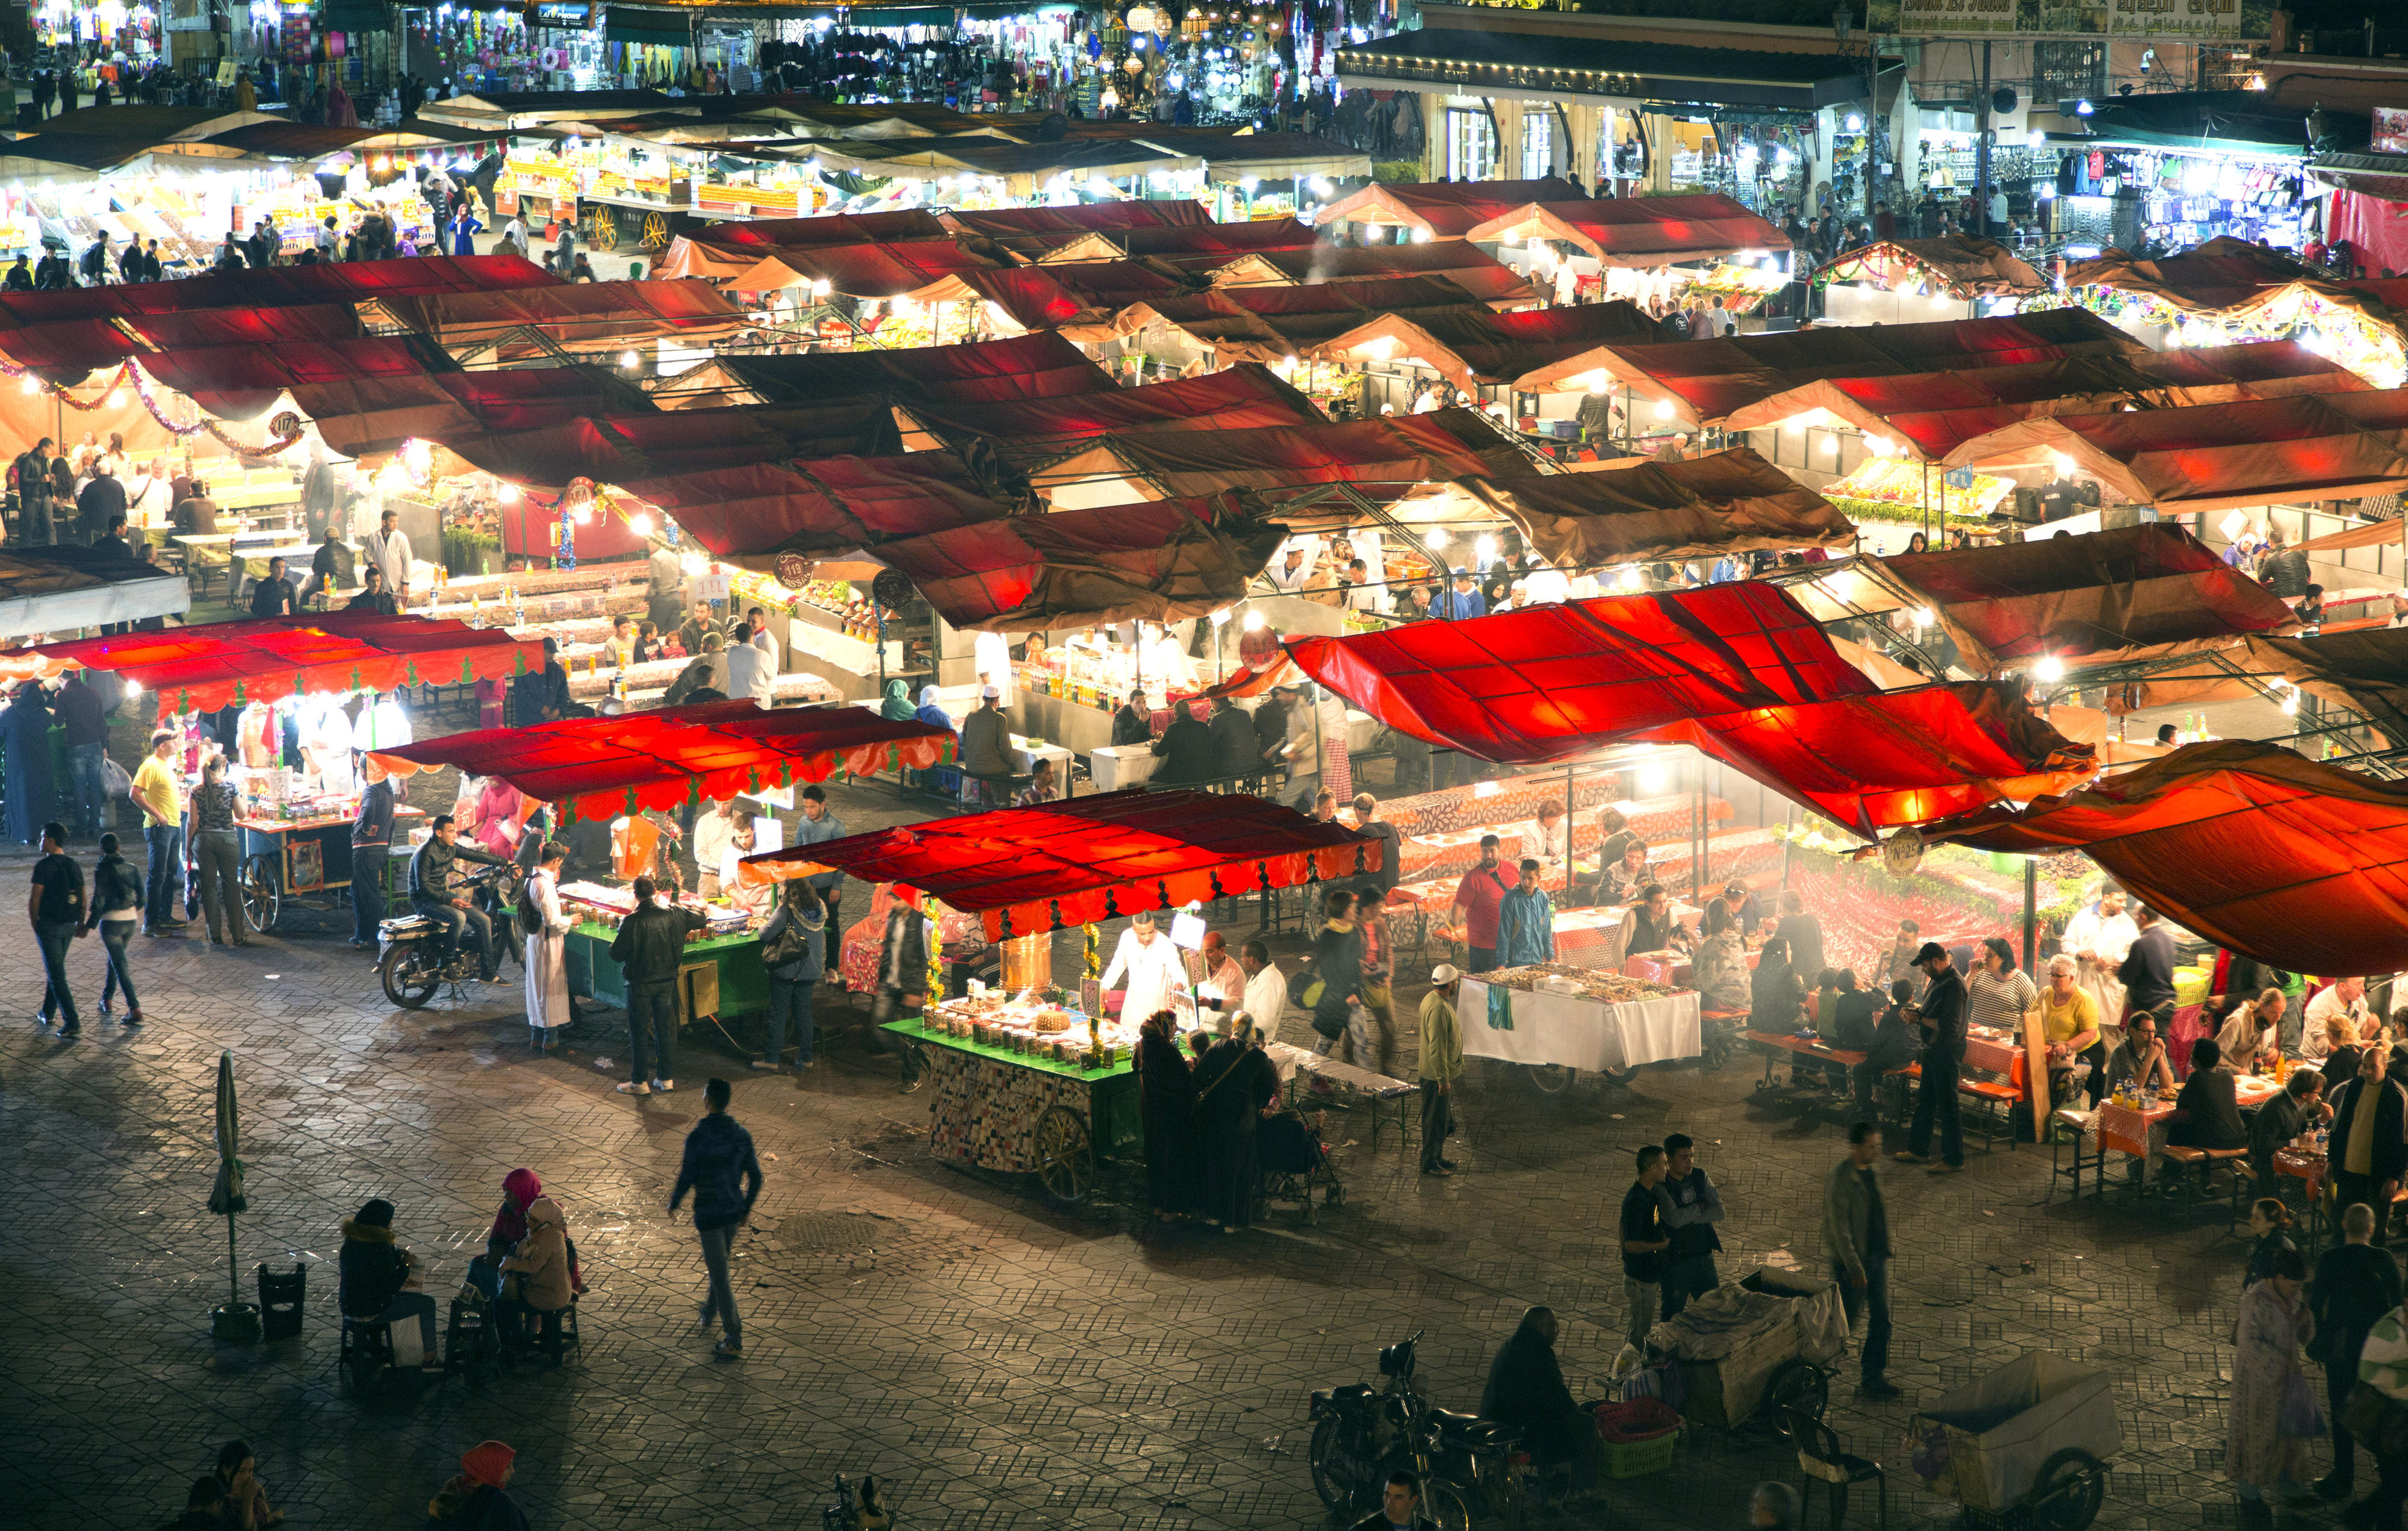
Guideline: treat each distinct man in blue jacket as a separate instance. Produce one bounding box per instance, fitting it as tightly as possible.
[669,1077,763,1358]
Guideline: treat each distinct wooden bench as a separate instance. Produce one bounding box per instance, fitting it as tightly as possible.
[2160,1143,2251,1222]
[1884,1037,2029,1154]
[1743,1030,1866,1095]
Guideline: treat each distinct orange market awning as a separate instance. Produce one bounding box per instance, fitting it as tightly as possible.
[0,610,542,712]
[740,787,1379,941]
[368,699,952,822]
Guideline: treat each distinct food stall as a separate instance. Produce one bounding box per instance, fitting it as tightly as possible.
[1459,963,1699,1085]
[369,700,952,1020]
[741,788,1378,1202]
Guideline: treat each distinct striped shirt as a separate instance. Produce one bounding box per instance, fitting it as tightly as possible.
[1965,967,2038,1036]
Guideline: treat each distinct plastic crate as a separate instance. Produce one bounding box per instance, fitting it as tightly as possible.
[1595,1398,1681,1479]
[1598,1426,1680,1479]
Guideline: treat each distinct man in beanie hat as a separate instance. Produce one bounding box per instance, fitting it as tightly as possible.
[1897,942,1969,1173]
[337,1197,444,1371]
[426,1439,529,1529]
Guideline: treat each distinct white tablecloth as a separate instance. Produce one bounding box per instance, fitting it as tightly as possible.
[1457,978,1701,1071]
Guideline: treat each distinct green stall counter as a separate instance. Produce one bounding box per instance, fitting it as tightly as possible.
[564,921,771,1020]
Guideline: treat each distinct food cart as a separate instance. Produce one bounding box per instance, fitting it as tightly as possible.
[742,789,1379,1203]
[557,879,768,1023]
[235,800,426,933]
[1909,1350,2116,1531]
[1457,963,1700,1094]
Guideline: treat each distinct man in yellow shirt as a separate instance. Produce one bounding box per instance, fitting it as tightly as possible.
[129,728,187,934]
[2040,953,2103,1105]
[1419,964,1465,1176]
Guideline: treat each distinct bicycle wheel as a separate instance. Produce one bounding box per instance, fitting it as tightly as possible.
[1423,1476,1473,1531]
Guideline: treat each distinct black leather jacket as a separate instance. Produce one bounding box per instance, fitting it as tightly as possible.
[408,834,506,903]
[609,899,704,986]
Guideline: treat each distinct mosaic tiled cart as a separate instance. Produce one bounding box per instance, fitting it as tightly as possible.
[883,1019,1142,1202]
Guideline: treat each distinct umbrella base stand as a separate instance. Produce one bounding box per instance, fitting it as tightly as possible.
[211,1303,262,1344]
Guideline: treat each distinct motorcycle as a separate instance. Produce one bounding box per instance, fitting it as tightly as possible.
[378,865,520,1009]
[1307,1331,1472,1530]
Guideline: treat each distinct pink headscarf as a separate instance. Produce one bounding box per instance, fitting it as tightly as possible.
[491,1167,541,1244]
[459,1440,514,1488]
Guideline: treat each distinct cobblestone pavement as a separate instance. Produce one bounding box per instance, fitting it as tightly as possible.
[0,767,2346,1531]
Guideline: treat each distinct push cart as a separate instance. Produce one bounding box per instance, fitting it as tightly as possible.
[1648,1266,1848,1429]
[232,808,422,932]
[881,1016,1141,1203]
[1910,1350,2115,1531]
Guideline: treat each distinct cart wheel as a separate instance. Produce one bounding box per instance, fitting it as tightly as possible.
[1033,1105,1093,1202]
[2030,1447,2106,1531]
[583,202,619,252]
[1764,1360,1828,1432]
[240,854,282,933]
[639,209,672,250]
[1527,1064,1577,1095]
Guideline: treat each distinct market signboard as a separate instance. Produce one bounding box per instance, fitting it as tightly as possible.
[1899,0,2248,37]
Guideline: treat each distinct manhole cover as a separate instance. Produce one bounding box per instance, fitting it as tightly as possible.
[771,1211,889,1250]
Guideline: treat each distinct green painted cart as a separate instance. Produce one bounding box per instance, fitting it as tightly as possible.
[881,1018,1143,1202]
[564,921,771,1020]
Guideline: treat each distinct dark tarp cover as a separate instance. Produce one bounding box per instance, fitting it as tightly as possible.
[2241,630,2408,748]
[723,237,1005,297]
[1916,739,2408,974]
[122,302,367,350]
[371,698,951,821]
[656,333,1114,409]
[1031,408,1522,505]
[380,279,748,355]
[0,255,559,325]
[439,402,902,491]
[1121,276,1483,358]
[1863,523,2299,672]
[871,494,1286,632]
[293,366,651,459]
[1317,177,1589,236]
[625,451,1008,562]
[1188,240,1537,306]
[898,363,1323,452]
[1463,194,1791,268]
[689,211,950,247]
[739,787,1378,941]
[1813,234,2050,297]
[140,337,444,420]
[942,200,1214,240]
[0,542,191,640]
[1445,445,1855,567]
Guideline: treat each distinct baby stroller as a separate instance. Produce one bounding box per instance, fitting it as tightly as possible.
[1258,1107,1344,1225]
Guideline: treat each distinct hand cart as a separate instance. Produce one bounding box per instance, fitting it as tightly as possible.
[1909,1350,2116,1531]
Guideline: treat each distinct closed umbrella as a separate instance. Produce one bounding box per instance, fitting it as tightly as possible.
[208,1050,259,1341]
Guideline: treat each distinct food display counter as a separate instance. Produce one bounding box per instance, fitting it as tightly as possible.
[556,879,771,1021]
[235,800,427,931]
[1459,964,1700,1075]
[886,987,1148,1200]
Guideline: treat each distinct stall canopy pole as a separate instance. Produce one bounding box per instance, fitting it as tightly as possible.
[2021,854,2037,975]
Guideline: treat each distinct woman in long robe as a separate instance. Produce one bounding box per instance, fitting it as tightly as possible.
[1193,1014,1281,1231]
[2,680,55,847]
[521,843,575,1050]
[1136,1009,1197,1222]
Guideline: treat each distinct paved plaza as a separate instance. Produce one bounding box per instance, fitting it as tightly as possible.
[0,760,2329,1531]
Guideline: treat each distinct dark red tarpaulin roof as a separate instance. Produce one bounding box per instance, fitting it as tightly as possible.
[1877,522,2300,671]
[943,200,1214,240]
[1318,177,1589,235]
[899,364,1322,449]
[664,333,1115,407]
[1034,409,1521,503]
[1283,584,2094,830]
[742,787,1377,940]
[139,337,443,420]
[294,366,652,459]
[11,610,541,714]
[688,211,950,247]
[122,302,367,349]
[380,280,746,352]
[445,402,900,490]
[371,698,951,821]
[730,237,1004,297]
[626,452,1008,562]
[0,255,558,327]
[1918,739,2408,974]
[872,494,1286,632]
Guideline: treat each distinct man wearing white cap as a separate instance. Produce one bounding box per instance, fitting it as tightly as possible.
[1420,964,1464,1175]
[956,684,1023,807]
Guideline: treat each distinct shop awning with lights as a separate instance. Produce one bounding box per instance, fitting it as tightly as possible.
[1916,739,2408,975]
[1463,194,1790,269]
[1028,217,1320,265]
[1315,178,1591,236]
[1113,276,1486,362]
[0,543,193,640]
[719,237,1007,299]
[1026,409,1524,511]
[2062,237,2320,316]
[1937,390,2408,511]
[651,332,1115,411]
[1795,523,2300,674]
[1317,300,1665,394]
[1191,240,1541,308]
[869,494,1286,632]
[2239,630,2408,748]
[1510,306,2149,416]
[0,610,543,711]
[368,698,952,822]
[1427,446,1855,568]
[1280,583,2094,830]
[741,787,1380,941]
[893,364,1323,453]
[1813,234,2049,299]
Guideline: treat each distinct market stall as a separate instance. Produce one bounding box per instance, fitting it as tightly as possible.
[1811,235,2049,327]
[1458,963,1699,1079]
[369,701,954,1017]
[739,789,1377,1199]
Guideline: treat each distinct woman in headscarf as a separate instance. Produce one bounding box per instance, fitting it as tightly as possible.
[913,685,953,732]
[1750,932,1807,1034]
[1137,1008,1197,1223]
[1192,1011,1280,1232]
[1,680,56,847]
[880,678,919,721]
[425,1440,531,1530]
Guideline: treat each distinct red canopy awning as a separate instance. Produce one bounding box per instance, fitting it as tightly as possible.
[896,363,1323,452]
[629,451,1008,562]
[5,610,541,713]
[1317,178,1589,236]
[655,332,1115,409]
[380,280,748,355]
[943,200,1213,240]
[692,210,951,248]
[1284,582,1874,763]
[138,337,442,420]
[369,698,951,821]
[1031,408,1521,507]
[740,787,1379,940]
[1283,585,2094,831]
[1464,194,1790,268]
[871,494,1286,631]
[1917,739,2408,974]
[443,402,901,491]
[292,366,651,459]
[0,254,559,328]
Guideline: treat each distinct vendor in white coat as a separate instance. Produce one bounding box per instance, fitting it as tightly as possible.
[521,841,577,1050]
[2061,886,2140,1037]
[1100,910,1191,1027]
